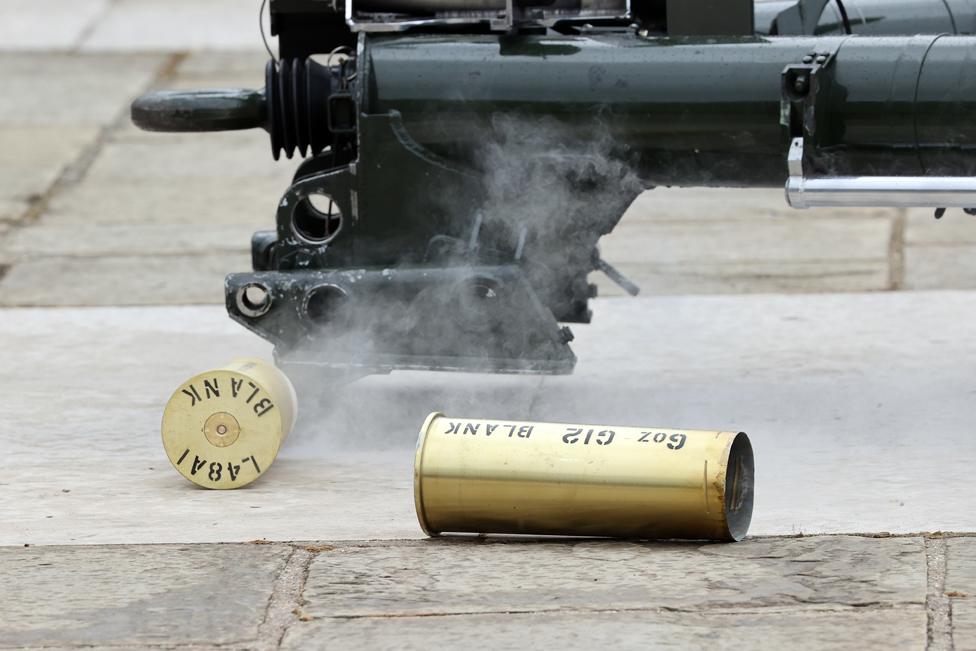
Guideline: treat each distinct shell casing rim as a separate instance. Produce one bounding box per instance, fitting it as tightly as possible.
[414,411,443,536]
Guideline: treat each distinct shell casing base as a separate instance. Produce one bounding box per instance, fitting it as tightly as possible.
[161,358,297,489]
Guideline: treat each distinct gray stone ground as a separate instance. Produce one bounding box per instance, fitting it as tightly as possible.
[4,1,976,649]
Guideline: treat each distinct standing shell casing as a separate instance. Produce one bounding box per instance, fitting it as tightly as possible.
[161,358,297,489]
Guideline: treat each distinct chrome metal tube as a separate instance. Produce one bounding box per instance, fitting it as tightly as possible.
[787,176,976,208]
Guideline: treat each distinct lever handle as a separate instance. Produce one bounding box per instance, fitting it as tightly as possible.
[131,88,266,133]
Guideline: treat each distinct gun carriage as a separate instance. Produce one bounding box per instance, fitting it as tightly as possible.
[132,0,976,385]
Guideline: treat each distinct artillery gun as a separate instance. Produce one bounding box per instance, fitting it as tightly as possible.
[133,0,976,385]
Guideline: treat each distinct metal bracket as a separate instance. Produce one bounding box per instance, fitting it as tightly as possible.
[226,266,577,376]
[327,93,357,133]
[343,0,629,33]
[780,47,838,144]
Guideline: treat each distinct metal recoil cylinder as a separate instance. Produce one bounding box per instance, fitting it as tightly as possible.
[364,33,976,185]
[161,358,298,489]
[414,413,755,541]
[133,33,976,186]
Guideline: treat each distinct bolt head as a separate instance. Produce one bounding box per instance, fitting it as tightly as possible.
[792,75,809,95]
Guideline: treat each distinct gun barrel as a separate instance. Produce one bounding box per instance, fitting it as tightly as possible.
[363,34,976,186]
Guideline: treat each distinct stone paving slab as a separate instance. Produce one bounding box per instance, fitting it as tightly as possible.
[281,607,926,651]
[298,537,924,617]
[596,189,895,295]
[0,53,163,244]
[41,178,288,226]
[80,0,272,52]
[957,608,976,651]
[594,254,891,296]
[870,195,976,291]
[2,459,417,547]
[4,292,976,545]
[87,131,289,182]
[615,205,893,249]
[0,127,100,224]
[904,206,976,291]
[0,221,258,258]
[947,538,976,650]
[0,0,108,51]
[0,253,250,306]
[283,537,929,649]
[904,244,976,291]
[0,54,164,127]
[947,535,976,592]
[176,50,273,78]
[624,188,899,222]
[0,538,938,650]
[0,201,26,230]
[906,207,976,245]
[0,543,291,648]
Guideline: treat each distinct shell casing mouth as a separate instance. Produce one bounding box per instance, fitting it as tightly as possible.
[723,432,755,542]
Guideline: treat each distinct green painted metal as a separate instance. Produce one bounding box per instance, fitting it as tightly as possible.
[362,33,976,185]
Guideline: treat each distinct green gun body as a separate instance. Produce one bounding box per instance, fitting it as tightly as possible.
[365,33,976,185]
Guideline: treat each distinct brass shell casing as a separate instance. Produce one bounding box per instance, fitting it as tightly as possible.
[161,358,297,489]
[414,413,754,541]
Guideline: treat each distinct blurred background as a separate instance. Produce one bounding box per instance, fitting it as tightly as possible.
[2,0,974,308]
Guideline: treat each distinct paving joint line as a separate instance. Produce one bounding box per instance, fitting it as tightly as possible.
[0,51,190,282]
[889,208,906,290]
[9,51,188,232]
[71,0,124,54]
[925,535,953,651]
[252,544,318,650]
[13,544,324,651]
[317,602,924,622]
